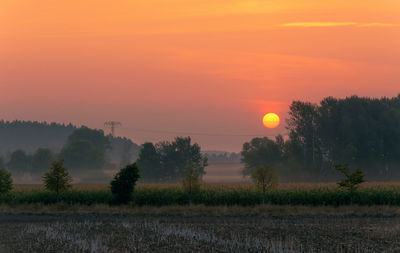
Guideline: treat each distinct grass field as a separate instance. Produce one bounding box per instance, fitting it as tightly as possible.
[4,182,400,207]
[13,181,400,191]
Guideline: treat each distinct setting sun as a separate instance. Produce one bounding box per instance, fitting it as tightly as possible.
[263,113,280,129]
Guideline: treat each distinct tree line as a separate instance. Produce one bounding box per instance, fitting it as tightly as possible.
[242,95,400,181]
[0,126,208,183]
[203,152,241,163]
[4,95,399,183]
[0,127,139,182]
[0,120,76,154]
[0,120,140,173]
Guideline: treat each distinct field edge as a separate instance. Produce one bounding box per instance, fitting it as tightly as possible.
[1,204,400,217]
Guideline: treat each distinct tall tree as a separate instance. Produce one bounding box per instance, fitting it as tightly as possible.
[66,127,110,152]
[286,101,320,165]
[284,95,400,180]
[158,137,208,181]
[136,137,208,182]
[241,136,283,176]
[59,127,110,171]
[59,140,106,170]
[136,142,161,181]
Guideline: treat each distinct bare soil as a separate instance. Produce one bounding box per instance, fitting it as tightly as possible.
[0,214,400,252]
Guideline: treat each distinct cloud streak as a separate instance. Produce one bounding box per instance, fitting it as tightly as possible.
[280,22,400,28]
[280,22,357,27]
[360,23,400,27]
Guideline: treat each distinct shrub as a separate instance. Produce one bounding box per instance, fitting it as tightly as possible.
[111,163,140,204]
[182,168,201,194]
[43,159,72,197]
[251,165,278,204]
[334,163,365,193]
[0,169,13,194]
[182,168,201,204]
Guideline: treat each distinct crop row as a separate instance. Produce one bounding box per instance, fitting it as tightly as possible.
[2,186,400,206]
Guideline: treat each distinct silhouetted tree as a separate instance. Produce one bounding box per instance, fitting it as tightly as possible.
[136,137,208,182]
[159,137,208,181]
[59,127,110,171]
[67,127,110,151]
[59,140,106,170]
[287,101,321,170]
[136,142,161,181]
[241,136,283,176]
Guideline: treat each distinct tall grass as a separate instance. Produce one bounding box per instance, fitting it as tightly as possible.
[3,183,400,206]
[0,190,112,205]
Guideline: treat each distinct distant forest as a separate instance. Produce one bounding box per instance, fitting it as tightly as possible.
[0,120,139,182]
[0,120,76,154]
[203,151,241,163]
[0,120,237,183]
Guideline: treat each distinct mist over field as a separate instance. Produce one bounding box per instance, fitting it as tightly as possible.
[3,95,400,184]
[1,0,400,251]
[0,120,243,184]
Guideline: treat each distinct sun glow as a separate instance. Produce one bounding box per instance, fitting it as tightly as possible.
[263,113,280,129]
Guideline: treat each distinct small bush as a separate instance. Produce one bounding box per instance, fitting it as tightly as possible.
[251,165,278,204]
[111,163,140,204]
[43,160,73,197]
[182,168,201,204]
[334,163,365,193]
[0,169,13,194]
[182,168,201,194]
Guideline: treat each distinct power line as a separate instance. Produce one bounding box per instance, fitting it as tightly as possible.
[120,126,287,138]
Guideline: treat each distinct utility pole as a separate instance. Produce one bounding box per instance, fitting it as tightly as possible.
[104,121,121,137]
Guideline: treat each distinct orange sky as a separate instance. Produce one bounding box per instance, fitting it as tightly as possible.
[1,0,400,151]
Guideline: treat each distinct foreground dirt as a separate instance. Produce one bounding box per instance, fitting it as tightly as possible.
[0,214,400,252]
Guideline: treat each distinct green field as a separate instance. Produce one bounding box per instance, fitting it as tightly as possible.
[3,183,400,206]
